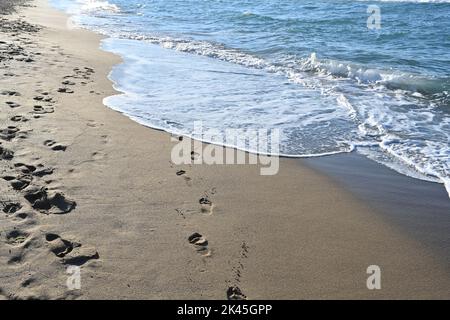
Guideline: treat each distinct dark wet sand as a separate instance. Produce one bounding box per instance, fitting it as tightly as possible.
[304,153,450,268]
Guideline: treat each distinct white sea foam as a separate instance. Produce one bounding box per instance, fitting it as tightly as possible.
[76,0,120,13]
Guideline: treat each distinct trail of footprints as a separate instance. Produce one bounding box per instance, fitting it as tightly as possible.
[173,149,247,299]
[0,17,100,299]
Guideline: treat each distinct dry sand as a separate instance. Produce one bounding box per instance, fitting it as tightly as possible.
[0,0,449,299]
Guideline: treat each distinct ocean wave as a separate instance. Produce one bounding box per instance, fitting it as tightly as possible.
[299,52,450,96]
[76,0,120,13]
[103,31,446,99]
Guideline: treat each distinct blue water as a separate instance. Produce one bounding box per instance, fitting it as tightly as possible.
[51,0,450,196]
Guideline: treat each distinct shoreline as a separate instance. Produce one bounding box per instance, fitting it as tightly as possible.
[0,0,449,299]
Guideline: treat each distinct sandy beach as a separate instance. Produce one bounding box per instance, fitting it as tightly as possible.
[1,0,449,300]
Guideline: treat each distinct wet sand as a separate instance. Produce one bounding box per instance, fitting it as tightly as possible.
[0,0,449,299]
[304,153,450,268]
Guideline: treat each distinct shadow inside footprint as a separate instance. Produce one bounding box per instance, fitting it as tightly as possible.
[57,87,74,94]
[12,176,32,190]
[188,232,210,255]
[176,170,186,176]
[33,167,53,177]
[0,201,22,214]
[0,126,19,141]
[199,197,214,214]
[6,229,29,246]
[5,101,20,108]
[14,163,36,174]
[44,140,66,151]
[10,115,28,122]
[45,232,99,266]
[0,146,14,160]
[62,249,99,266]
[24,188,76,214]
[1,90,20,96]
[45,233,77,258]
[33,105,54,114]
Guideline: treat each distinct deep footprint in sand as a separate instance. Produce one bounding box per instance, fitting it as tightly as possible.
[14,163,36,174]
[188,232,211,256]
[5,229,30,246]
[24,187,76,214]
[199,196,214,214]
[0,201,22,214]
[2,175,33,190]
[13,163,52,177]
[46,233,99,265]
[45,233,78,258]
[0,146,14,160]
[44,140,67,151]
[33,167,53,177]
[0,126,20,141]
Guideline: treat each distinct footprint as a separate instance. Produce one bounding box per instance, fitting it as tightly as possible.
[14,163,36,174]
[176,170,186,176]
[61,80,75,86]
[0,201,22,214]
[45,233,78,258]
[5,229,29,246]
[0,146,14,160]
[10,115,28,122]
[62,246,99,266]
[0,126,19,141]
[84,67,95,74]
[46,232,99,265]
[4,175,33,190]
[33,105,54,114]
[1,90,20,96]
[226,286,247,300]
[24,187,76,214]
[32,167,53,177]
[44,140,67,151]
[21,277,36,288]
[188,232,211,256]
[199,196,214,214]
[5,101,20,108]
[57,88,74,94]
